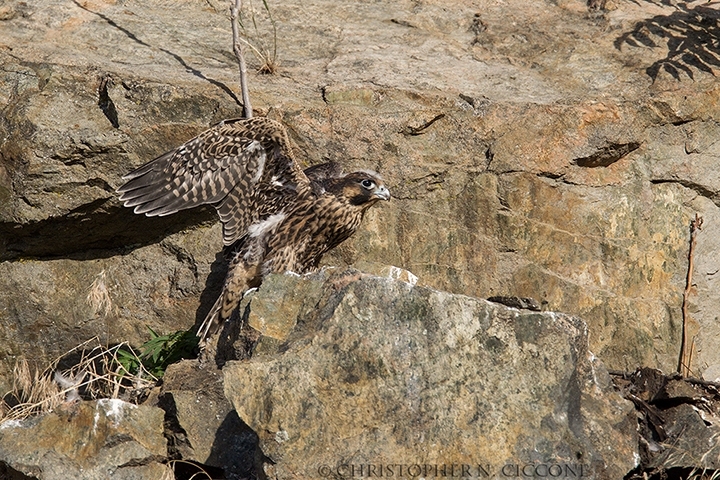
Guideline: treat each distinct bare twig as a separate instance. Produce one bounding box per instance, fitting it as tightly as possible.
[231,0,253,118]
[401,114,446,136]
[679,213,703,377]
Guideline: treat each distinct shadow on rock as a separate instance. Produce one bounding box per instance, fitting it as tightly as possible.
[206,410,267,480]
[160,360,268,480]
[615,1,720,80]
[0,201,216,261]
[0,462,38,480]
[202,302,262,369]
[193,249,230,330]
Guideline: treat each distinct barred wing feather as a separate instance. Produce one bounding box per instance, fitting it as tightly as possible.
[117,117,311,246]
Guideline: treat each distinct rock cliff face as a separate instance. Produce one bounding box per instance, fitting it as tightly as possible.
[2,0,719,383]
[1,0,720,476]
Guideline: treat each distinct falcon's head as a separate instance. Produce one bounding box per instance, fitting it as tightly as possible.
[334,171,391,207]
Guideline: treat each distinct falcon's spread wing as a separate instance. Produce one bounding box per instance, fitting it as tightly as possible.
[117,117,311,246]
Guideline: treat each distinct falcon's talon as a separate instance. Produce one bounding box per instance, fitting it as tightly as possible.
[242,287,259,298]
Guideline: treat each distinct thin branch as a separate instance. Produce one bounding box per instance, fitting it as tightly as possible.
[231,0,253,118]
[678,213,703,377]
[235,35,266,60]
[401,114,446,136]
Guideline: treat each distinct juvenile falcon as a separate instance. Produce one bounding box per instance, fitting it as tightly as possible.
[117,117,390,341]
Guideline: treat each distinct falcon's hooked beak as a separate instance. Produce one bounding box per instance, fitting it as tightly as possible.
[373,185,391,201]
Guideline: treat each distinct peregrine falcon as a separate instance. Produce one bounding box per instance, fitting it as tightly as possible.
[117,117,390,341]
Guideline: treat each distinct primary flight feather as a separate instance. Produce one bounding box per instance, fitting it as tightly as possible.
[117,117,390,342]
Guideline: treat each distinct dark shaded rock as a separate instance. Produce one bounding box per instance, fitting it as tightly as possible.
[647,403,720,471]
[632,367,669,402]
[612,369,720,476]
[657,379,704,403]
[487,295,542,311]
[161,360,262,480]
[0,462,38,480]
[574,141,641,168]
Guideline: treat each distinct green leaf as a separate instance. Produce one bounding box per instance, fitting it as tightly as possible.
[110,327,199,379]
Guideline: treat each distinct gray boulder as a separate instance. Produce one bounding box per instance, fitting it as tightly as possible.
[224,271,638,479]
[0,400,169,480]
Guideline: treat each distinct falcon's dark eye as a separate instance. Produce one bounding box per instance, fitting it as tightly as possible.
[361,179,374,189]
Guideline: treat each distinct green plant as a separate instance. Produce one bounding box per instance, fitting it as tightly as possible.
[117,328,199,379]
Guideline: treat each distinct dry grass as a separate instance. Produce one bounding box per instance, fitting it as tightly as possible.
[87,269,115,318]
[237,0,279,74]
[690,468,720,480]
[1,337,157,424]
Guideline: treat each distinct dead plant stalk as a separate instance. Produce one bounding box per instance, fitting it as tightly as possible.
[679,213,703,377]
[231,0,253,118]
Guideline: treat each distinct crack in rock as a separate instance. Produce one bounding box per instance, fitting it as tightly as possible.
[98,74,120,129]
[651,178,719,204]
[575,142,641,168]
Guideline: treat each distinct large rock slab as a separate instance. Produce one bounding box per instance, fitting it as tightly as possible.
[224,272,638,479]
[0,400,169,480]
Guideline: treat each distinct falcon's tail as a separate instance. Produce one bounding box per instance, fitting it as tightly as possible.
[197,257,262,348]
